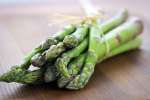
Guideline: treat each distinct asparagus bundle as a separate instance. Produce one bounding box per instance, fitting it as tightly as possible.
[0,10,143,90]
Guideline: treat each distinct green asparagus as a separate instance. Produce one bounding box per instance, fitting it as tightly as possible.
[0,36,141,85]
[0,9,144,91]
[0,66,45,84]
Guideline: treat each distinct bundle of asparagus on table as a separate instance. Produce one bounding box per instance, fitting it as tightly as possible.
[0,9,143,90]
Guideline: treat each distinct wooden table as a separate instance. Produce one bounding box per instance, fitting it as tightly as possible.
[0,0,149,100]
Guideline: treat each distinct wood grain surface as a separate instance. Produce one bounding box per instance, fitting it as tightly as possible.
[0,0,150,100]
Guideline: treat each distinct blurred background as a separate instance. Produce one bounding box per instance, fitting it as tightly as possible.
[0,0,149,16]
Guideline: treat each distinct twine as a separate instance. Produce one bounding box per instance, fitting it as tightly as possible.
[47,11,108,27]
[98,25,110,59]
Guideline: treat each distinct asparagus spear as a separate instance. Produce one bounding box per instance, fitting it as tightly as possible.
[103,36,142,60]
[63,24,89,48]
[0,61,60,84]
[66,18,143,89]
[53,24,76,41]
[0,66,45,84]
[101,9,128,33]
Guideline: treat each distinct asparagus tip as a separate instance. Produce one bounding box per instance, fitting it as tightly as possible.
[0,75,8,82]
[56,58,70,78]
[63,35,78,48]
[31,53,45,67]
[0,66,23,83]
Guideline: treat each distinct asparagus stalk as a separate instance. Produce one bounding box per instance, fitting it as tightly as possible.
[102,36,142,60]
[0,66,45,84]
[63,24,89,48]
[66,18,143,89]
[0,62,59,84]
[53,24,76,41]
[101,9,128,33]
